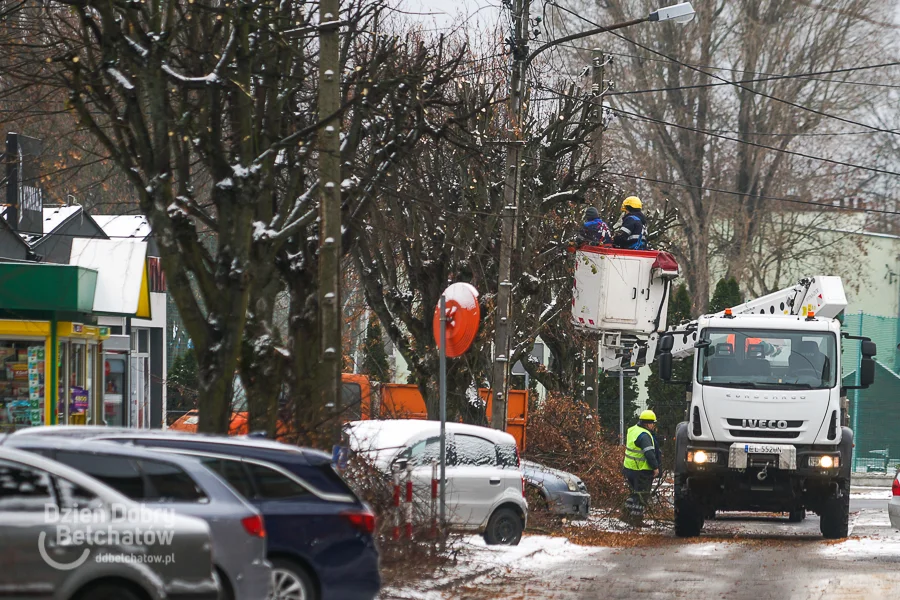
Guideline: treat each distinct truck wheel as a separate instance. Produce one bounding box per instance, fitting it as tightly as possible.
[820,491,849,539]
[674,492,704,538]
[788,508,806,523]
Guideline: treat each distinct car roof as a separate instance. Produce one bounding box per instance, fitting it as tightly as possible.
[7,435,210,466]
[0,445,133,504]
[7,437,258,511]
[346,419,518,448]
[8,426,333,463]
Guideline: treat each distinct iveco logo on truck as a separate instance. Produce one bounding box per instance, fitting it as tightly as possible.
[742,419,788,429]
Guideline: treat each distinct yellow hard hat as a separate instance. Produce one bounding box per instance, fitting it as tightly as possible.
[622,196,642,211]
[639,409,657,422]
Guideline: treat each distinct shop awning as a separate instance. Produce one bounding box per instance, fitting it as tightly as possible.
[0,262,97,314]
[69,238,152,319]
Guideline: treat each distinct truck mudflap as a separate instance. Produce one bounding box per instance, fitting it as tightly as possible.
[728,443,797,470]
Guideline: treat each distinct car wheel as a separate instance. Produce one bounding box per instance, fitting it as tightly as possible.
[76,584,142,600]
[483,507,524,546]
[270,557,317,600]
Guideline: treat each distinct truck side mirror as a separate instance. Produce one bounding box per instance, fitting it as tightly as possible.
[860,356,875,388]
[862,340,876,358]
[658,334,675,353]
[392,457,409,472]
[659,352,673,381]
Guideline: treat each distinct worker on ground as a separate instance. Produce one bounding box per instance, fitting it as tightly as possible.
[622,409,661,521]
[613,196,648,250]
[580,206,612,246]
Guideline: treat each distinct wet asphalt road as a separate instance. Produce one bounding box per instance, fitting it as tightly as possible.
[467,493,900,600]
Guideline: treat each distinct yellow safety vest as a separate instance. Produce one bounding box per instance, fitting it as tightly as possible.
[623,425,655,471]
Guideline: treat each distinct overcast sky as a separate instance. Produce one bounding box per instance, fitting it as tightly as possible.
[394,0,900,32]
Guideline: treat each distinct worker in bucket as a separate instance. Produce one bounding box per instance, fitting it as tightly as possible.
[580,206,612,246]
[622,409,661,521]
[613,196,648,250]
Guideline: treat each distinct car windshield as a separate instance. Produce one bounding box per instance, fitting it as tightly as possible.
[697,328,837,390]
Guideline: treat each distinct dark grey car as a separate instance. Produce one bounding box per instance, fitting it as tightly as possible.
[0,446,219,600]
[522,460,591,518]
[6,437,271,600]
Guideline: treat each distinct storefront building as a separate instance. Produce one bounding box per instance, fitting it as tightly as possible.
[0,241,152,431]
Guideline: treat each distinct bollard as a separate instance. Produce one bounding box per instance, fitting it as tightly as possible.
[404,466,414,539]
[430,462,438,538]
[391,471,401,540]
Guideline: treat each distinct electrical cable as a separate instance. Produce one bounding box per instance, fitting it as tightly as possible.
[529,81,900,178]
[550,3,900,137]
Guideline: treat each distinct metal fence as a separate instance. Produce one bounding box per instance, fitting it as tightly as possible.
[841,312,900,473]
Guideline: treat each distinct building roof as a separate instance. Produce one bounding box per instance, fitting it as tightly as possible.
[42,205,82,234]
[92,214,152,240]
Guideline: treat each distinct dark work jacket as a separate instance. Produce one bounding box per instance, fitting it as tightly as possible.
[613,210,647,249]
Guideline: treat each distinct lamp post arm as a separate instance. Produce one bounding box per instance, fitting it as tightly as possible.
[525,16,649,70]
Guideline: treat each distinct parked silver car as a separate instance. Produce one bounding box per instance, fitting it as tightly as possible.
[6,436,271,600]
[0,445,219,600]
[522,460,590,519]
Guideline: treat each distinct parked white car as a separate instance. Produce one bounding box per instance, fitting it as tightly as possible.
[346,420,527,545]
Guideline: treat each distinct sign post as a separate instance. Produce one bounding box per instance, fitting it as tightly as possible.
[433,282,480,536]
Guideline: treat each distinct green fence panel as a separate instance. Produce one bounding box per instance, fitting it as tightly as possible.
[841,312,900,473]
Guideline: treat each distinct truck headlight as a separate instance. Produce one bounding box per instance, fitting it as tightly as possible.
[808,456,838,468]
[688,450,717,464]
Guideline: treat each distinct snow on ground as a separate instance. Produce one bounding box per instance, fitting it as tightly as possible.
[380,534,605,599]
[820,536,900,558]
[851,488,892,500]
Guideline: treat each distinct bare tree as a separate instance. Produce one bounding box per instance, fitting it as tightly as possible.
[556,0,895,311]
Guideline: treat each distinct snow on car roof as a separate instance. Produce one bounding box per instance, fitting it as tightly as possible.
[346,419,516,468]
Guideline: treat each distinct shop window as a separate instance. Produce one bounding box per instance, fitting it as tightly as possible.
[138,330,149,354]
[104,356,126,427]
[0,341,46,431]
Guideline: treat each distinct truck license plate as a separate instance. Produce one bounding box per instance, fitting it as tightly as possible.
[729,443,797,470]
[745,444,782,454]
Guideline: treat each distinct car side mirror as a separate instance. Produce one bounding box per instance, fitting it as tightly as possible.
[392,457,409,472]
[659,353,673,381]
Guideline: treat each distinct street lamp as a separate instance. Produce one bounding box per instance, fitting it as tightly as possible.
[526,2,696,68]
[489,0,697,432]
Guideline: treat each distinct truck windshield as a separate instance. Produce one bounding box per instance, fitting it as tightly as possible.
[697,328,837,390]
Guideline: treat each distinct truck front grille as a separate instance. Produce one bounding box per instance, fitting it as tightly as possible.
[727,429,800,439]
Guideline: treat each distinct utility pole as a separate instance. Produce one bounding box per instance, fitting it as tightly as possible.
[583,50,607,413]
[489,2,695,430]
[318,0,342,438]
[491,0,530,431]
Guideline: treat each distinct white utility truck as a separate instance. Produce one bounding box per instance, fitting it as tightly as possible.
[572,246,876,539]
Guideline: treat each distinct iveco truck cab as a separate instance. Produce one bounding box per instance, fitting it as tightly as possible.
[657,305,875,539]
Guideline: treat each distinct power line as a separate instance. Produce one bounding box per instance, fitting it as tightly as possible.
[605,169,900,216]
[552,42,900,89]
[606,61,900,97]
[551,4,900,137]
[530,82,900,178]
[613,107,900,178]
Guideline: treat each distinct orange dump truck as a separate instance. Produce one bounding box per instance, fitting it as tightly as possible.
[170,373,528,450]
